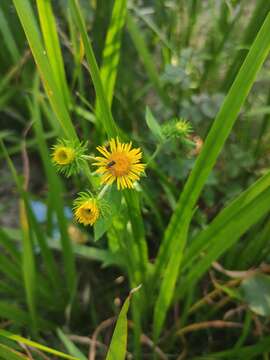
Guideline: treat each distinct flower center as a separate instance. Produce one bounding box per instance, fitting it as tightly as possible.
[107,152,130,176]
[82,207,93,219]
[55,147,75,165]
[58,150,68,161]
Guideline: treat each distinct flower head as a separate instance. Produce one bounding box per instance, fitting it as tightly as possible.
[93,138,145,190]
[51,139,88,177]
[73,192,100,226]
[52,146,75,165]
[162,118,192,140]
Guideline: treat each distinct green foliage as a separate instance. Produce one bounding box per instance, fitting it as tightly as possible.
[105,294,130,360]
[241,274,270,316]
[0,1,270,359]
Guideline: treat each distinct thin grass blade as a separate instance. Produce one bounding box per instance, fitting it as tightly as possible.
[0,330,78,360]
[12,0,76,139]
[68,0,118,137]
[36,0,70,108]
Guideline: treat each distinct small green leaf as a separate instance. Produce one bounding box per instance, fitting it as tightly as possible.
[94,186,122,241]
[145,107,164,141]
[241,274,270,316]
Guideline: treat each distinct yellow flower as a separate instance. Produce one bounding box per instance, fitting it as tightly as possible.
[93,138,145,190]
[51,139,88,177]
[74,198,100,226]
[52,146,75,165]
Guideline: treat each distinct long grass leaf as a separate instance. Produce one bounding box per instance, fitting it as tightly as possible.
[0,142,37,333]
[57,329,87,360]
[153,12,270,339]
[126,13,170,106]
[0,228,21,264]
[223,1,270,91]
[36,0,70,108]
[12,0,76,139]
[0,330,78,360]
[183,170,270,270]
[105,294,131,360]
[32,83,76,298]
[68,0,118,137]
[0,8,20,63]
[0,301,52,329]
[179,187,270,297]
[0,343,28,360]
[98,0,127,109]
[194,336,270,359]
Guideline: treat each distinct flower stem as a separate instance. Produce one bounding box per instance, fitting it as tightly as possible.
[98,184,110,199]
[146,142,164,166]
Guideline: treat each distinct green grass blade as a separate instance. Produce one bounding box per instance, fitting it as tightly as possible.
[36,0,70,108]
[124,191,148,278]
[183,170,270,270]
[32,87,77,298]
[223,0,270,91]
[240,216,270,267]
[98,0,127,109]
[0,8,20,63]
[0,253,21,284]
[0,330,78,360]
[0,301,53,330]
[0,302,32,327]
[26,202,61,294]
[19,203,37,332]
[195,336,270,359]
[68,0,118,137]
[0,228,21,264]
[126,13,170,106]
[178,187,270,298]
[0,343,28,360]
[153,12,270,340]
[0,142,37,333]
[27,83,66,295]
[12,0,76,139]
[105,295,130,360]
[57,329,87,360]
